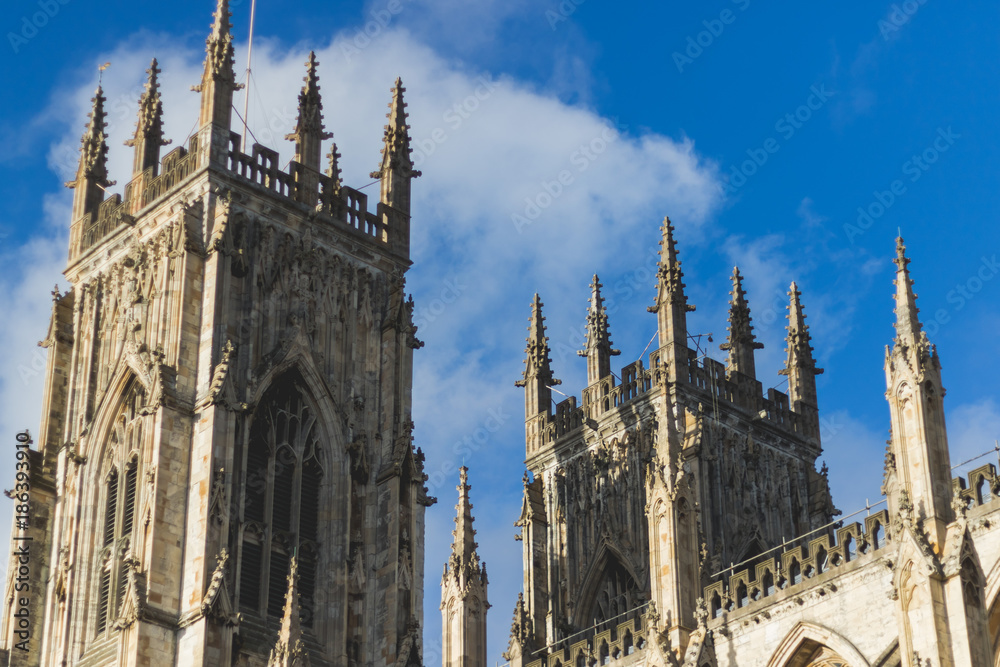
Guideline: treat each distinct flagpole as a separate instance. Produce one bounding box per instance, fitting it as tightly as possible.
[241,0,258,152]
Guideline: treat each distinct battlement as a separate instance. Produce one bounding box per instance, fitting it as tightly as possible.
[67,129,406,265]
[523,605,652,667]
[703,509,890,621]
[953,462,1000,511]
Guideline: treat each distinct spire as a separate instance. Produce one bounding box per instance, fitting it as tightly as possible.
[125,59,170,176]
[649,218,695,354]
[267,556,311,667]
[719,267,763,378]
[326,143,342,192]
[577,275,620,385]
[515,294,561,417]
[66,87,113,221]
[370,78,421,213]
[779,282,824,433]
[447,467,483,577]
[441,467,489,667]
[286,51,333,171]
[892,236,926,354]
[194,0,239,130]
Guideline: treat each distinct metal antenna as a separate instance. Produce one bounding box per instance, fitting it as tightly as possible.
[241,0,258,151]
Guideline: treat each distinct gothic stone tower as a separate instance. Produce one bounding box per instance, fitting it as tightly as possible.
[0,2,433,665]
[504,219,838,666]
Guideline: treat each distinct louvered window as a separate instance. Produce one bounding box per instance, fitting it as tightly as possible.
[238,372,324,627]
[94,379,145,638]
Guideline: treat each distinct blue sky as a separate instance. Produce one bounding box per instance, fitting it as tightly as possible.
[1,0,999,663]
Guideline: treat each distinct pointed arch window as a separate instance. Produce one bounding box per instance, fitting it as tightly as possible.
[239,371,324,628]
[95,380,145,637]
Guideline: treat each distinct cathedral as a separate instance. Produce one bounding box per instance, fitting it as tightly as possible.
[1,1,999,666]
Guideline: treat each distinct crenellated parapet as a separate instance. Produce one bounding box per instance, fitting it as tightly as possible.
[703,509,891,622]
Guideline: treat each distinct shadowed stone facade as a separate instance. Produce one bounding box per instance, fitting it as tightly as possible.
[0,1,432,665]
[499,224,1000,667]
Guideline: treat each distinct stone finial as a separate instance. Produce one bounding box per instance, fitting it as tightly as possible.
[515,294,561,391]
[326,143,343,192]
[268,556,311,667]
[445,467,486,585]
[892,237,929,357]
[371,78,421,212]
[286,51,333,170]
[66,86,114,220]
[649,217,695,350]
[194,0,240,129]
[720,266,763,378]
[578,274,620,384]
[779,282,824,408]
[125,58,171,176]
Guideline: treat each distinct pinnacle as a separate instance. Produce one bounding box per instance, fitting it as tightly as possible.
[781,282,823,377]
[720,266,763,376]
[78,86,111,184]
[892,236,923,347]
[578,274,620,362]
[370,77,420,180]
[445,467,485,588]
[649,216,692,314]
[286,51,332,148]
[126,59,168,154]
[326,143,342,186]
[211,0,233,40]
[267,555,310,667]
[516,294,560,388]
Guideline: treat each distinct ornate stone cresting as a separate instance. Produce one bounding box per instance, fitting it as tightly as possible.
[441,467,489,667]
[779,282,823,440]
[125,58,171,177]
[578,275,621,385]
[719,267,763,378]
[268,556,311,667]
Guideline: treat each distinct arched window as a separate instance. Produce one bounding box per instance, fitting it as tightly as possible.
[95,380,145,637]
[239,371,325,627]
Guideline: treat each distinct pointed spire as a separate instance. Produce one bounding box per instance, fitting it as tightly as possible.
[720,267,763,378]
[286,51,333,171]
[66,87,114,221]
[516,294,561,396]
[649,217,695,351]
[268,556,311,667]
[892,236,925,350]
[194,0,239,130]
[577,275,620,384]
[780,283,824,432]
[449,467,480,571]
[125,59,171,176]
[371,78,421,213]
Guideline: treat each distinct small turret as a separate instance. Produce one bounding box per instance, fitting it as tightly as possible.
[515,294,561,418]
[66,87,113,222]
[441,467,489,667]
[884,238,953,544]
[286,51,333,172]
[370,78,421,214]
[648,218,695,379]
[267,556,310,667]
[193,0,240,132]
[779,282,824,436]
[125,58,170,177]
[577,275,620,385]
[720,267,763,378]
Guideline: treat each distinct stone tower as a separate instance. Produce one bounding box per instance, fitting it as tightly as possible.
[0,2,433,665]
[440,468,488,667]
[505,218,838,665]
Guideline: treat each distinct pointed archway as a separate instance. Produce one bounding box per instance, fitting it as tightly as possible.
[766,622,869,667]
